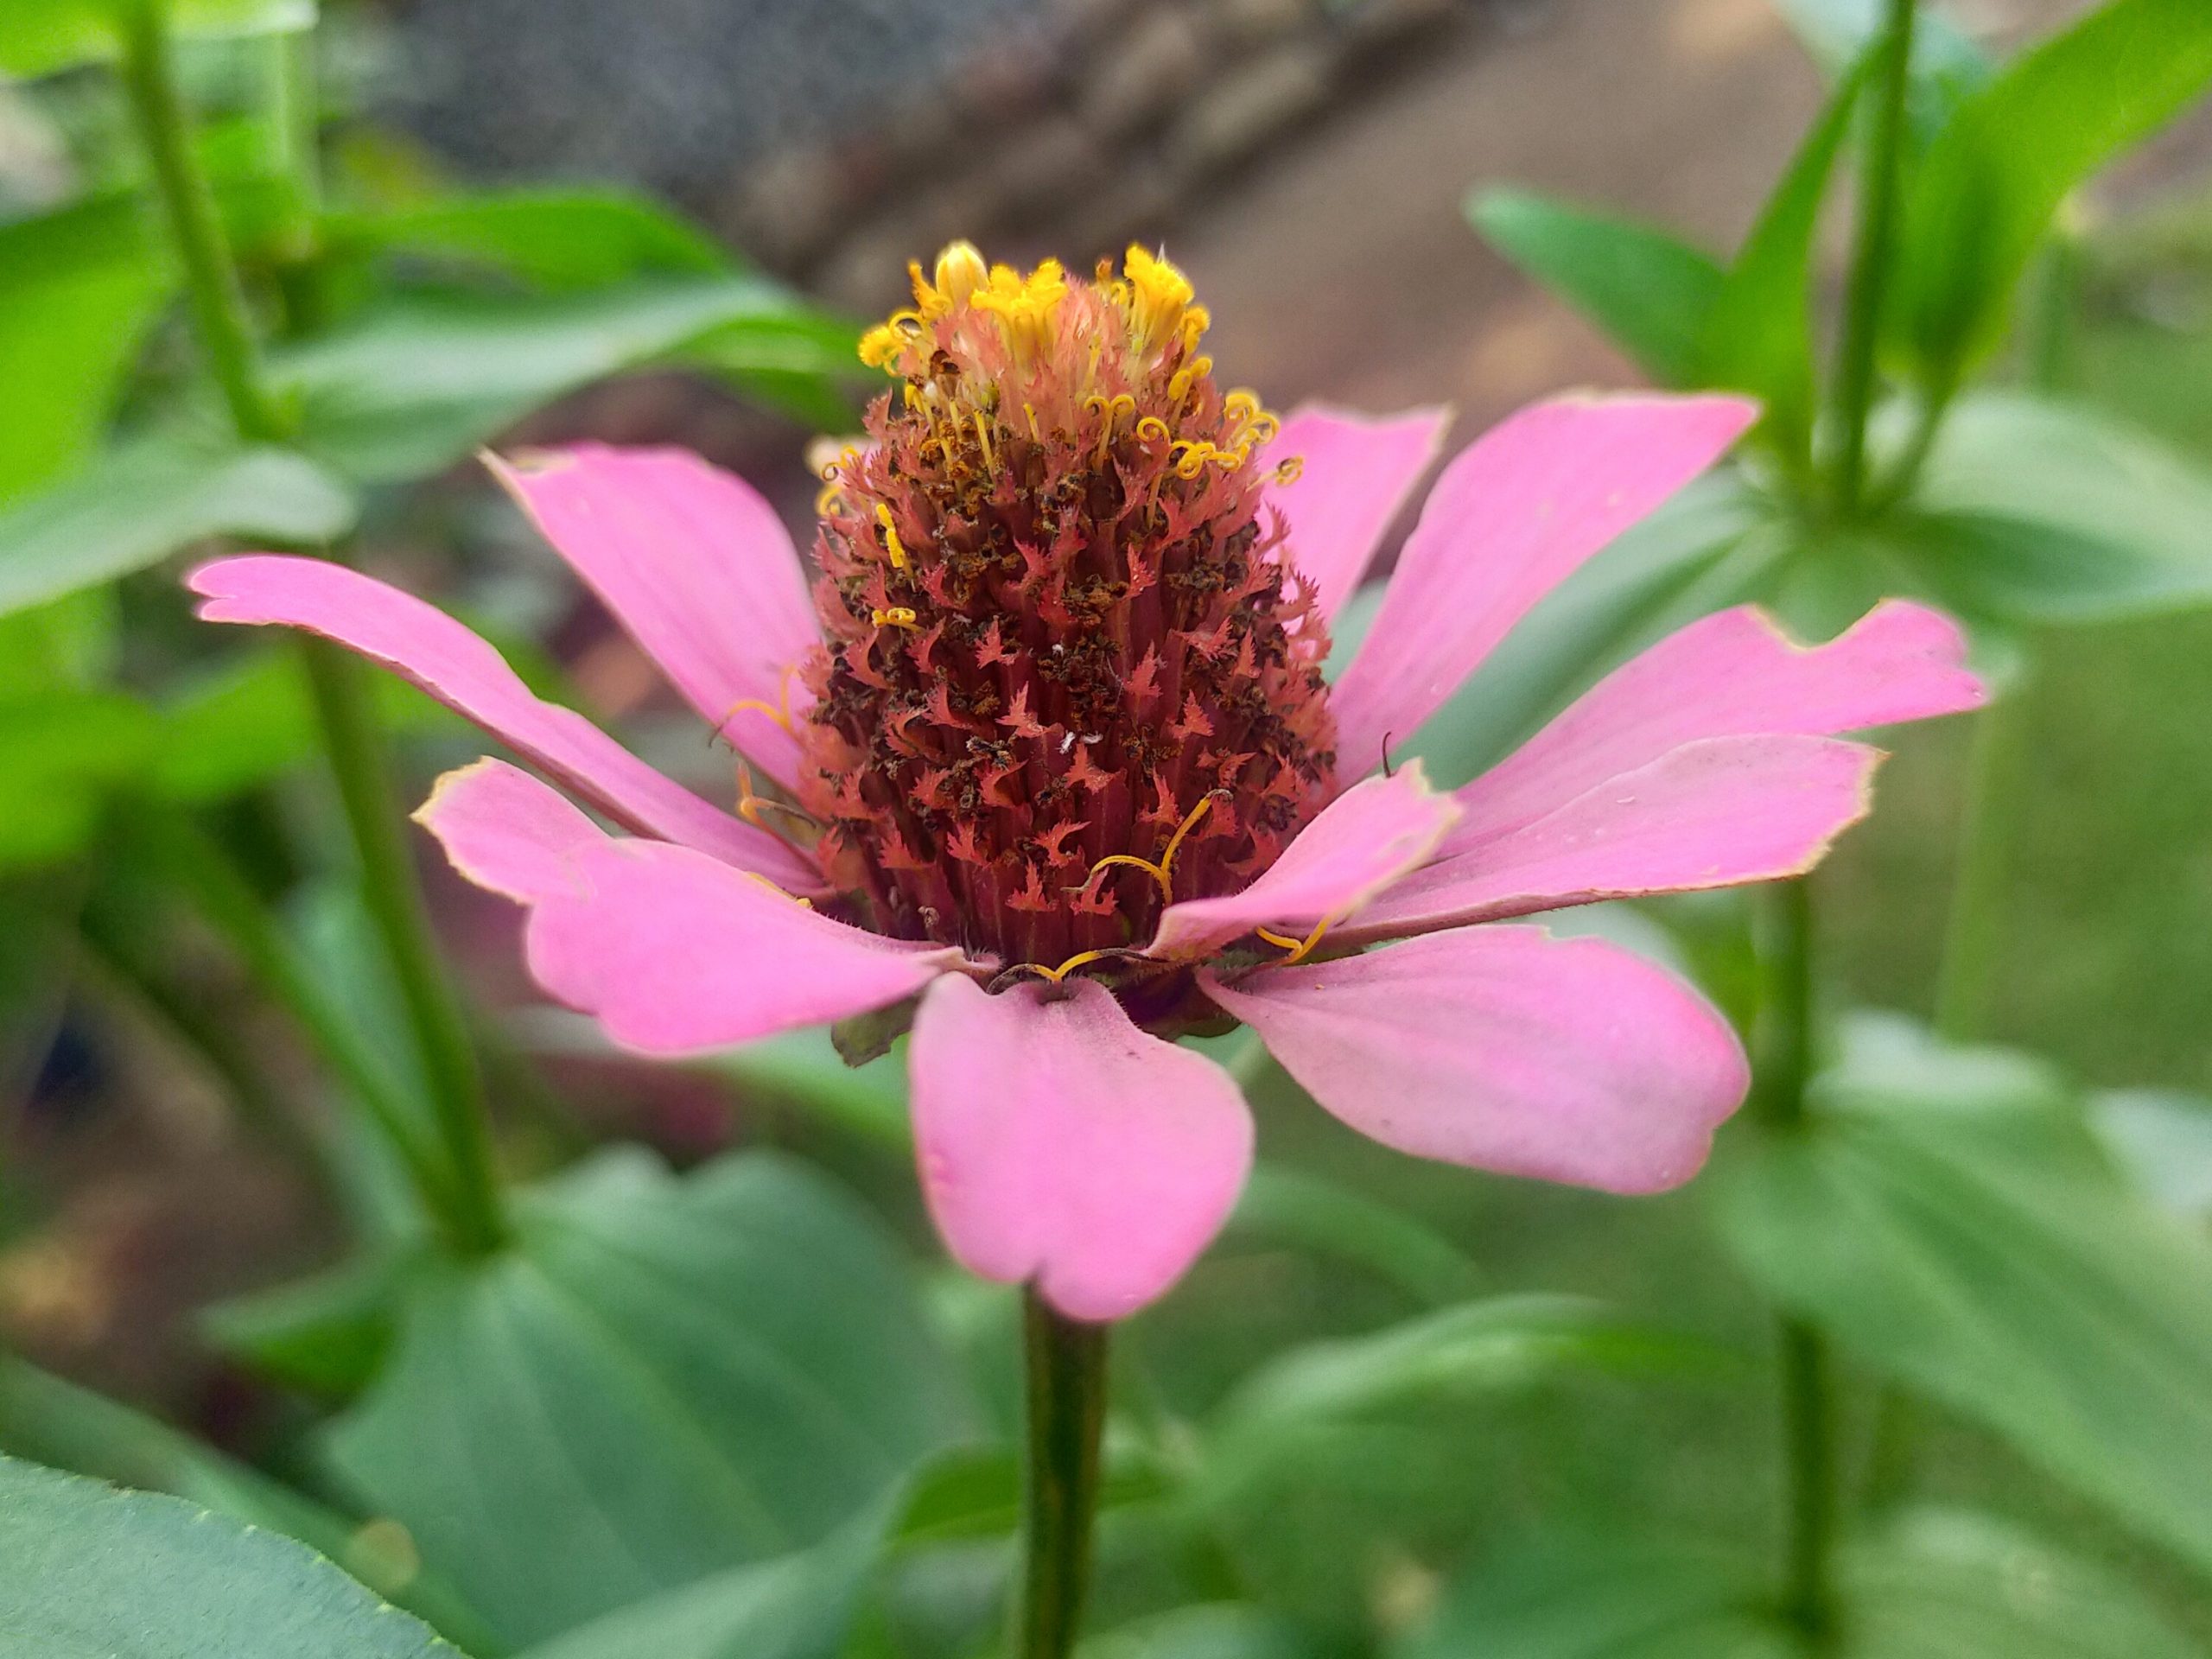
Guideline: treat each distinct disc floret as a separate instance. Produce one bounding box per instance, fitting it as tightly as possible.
[798,244,1338,975]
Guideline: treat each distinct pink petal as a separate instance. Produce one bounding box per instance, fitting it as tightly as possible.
[909,976,1253,1321]
[1329,394,1760,779]
[1204,925,1748,1193]
[189,555,821,892]
[524,839,964,1056]
[1448,600,1983,846]
[1263,405,1450,622]
[413,758,603,902]
[487,445,820,790]
[1146,763,1461,961]
[1338,735,1878,943]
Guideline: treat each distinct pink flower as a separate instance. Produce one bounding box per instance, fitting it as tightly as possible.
[188,245,1982,1321]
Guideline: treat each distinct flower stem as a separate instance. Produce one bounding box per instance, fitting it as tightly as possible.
[114,0,505,1255]
[1751,881,1838,1646]
[1016,1290,1109,1659]
[303,643,507,1254]
[113,0,289,444]
[1778,1315,1840,1648]
[1829,0,1919,517]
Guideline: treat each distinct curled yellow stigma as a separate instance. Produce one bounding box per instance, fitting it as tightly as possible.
[1255,912,1339,966]
[1084,789,1228,906]
[871,605,919,630]
[1010,947,1126,987]
[715,663,798,738]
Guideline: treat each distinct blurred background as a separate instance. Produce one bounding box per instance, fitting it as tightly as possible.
[5,0,2212,1648]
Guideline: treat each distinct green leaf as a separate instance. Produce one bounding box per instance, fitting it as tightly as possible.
[1225,1165,1481,1306]
[0,0,312,80]
[1711,1013,2212,1579]
[0,1454,465,1658]
[278,276,857,481]
[0,691,162,872]
[0,196,175,503]
[1466,189,1724,385]
[0,1357,496,1648]
[321,188,728,293]
[2093,1089,2212,1224]
[515,1497,888,1659]
[0,590,119,698]
[0,434,358,619]
[1402,1532,1783,1659]
[201,1249,412,1399]
[1082,1605,1324,1659]
[1400,1506,2199,1658]
[1768,0,1989,142]
[1893,0,2212,376]
[319,1147,974,1649]
[1692,53,1870,459]
[1880,391,2212,623]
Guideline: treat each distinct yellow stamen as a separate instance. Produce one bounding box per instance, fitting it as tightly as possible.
[1272,455,1305,485]
[1009,948,1123,986]
[874,501,909,570]
[734,759,819,839]
[1084,790,1225,905]
[871,606,919,630]
[1122,244,1196,353]
[1255,912,1338,966]
[715,664,798,737]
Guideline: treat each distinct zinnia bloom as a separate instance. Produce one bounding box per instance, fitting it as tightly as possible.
[190,244,1982,1319]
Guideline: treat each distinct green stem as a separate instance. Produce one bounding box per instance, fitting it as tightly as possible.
[1779,1316,1840,1648]
[1751,882,1838,1646]
[114,4,505,1254]
[304,644,506,1254]
[1829,0,1918,516]
[1017,1291,1109,1659]
[1932,664,2037,1042]
[112,0,289,443]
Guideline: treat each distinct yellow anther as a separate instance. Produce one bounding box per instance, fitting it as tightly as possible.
[1167,355,1213,404]
[871,606,919,630]
[1180,304,1211,351]
[874,502,910,570]
[1084,790,1225,905]
[1024,402,1042,442]
[913,240,988,316]
[1255,913,1336,966]
[971,406,995,471]
[1122,244,1196,353]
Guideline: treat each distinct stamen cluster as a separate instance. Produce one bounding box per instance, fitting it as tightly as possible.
[795,244,1338,974]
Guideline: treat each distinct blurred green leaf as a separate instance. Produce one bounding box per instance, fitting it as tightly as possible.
[152,645,446,803]
[0,196,175,503]
[1769,0,1988,143]
[278,276,858,481]
[201,1249,413,1400]
[319,1147,975,1649]
[2093,1089,2212,1224]
[1893,0,2212,378]
[704,1026,912,1149]
[1400,1504,2197,1658]
[1081,1605,1324,1659]
[0,690,161,873]
[1407,1534,1783,1659]
[514,1496,887,1659]
[1465,189,1723,385]
[0,1454,465,1658]
[322,188,728,293]
[0,0,312,80]
[1713,1013,2212,1579]
[1692,53,1869,458]
[1878,391,2212,623]
[0,433,357,618]
[1226,1165,1481,1306]
[0,589,120,698]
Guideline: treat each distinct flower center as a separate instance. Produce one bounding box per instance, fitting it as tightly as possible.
[795,243,1338,971]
